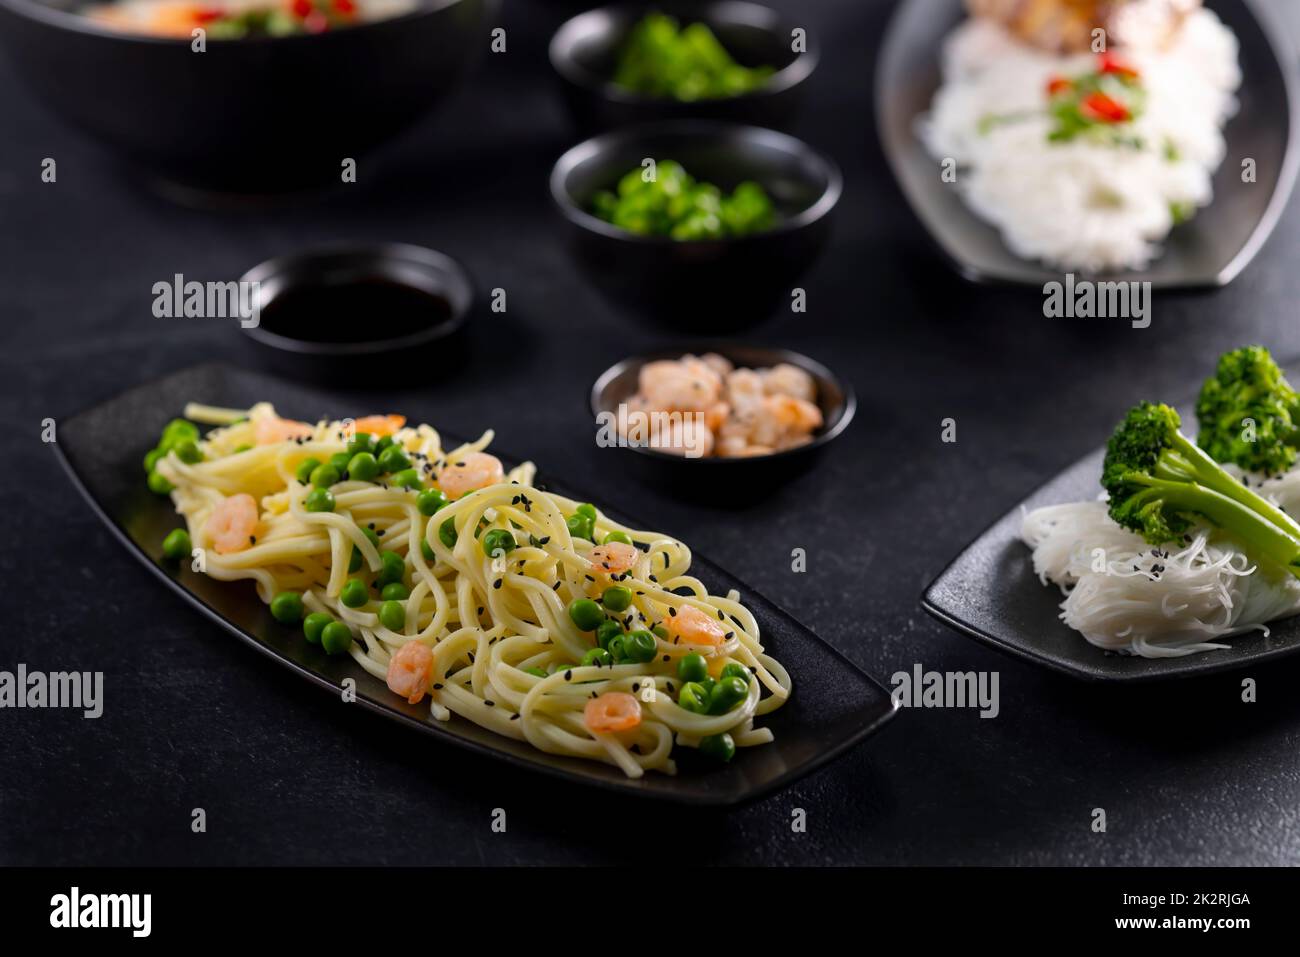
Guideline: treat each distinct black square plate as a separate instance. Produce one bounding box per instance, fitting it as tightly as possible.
[923,379,1300,682]
[54,364,896,805]
[876,0,1300,288]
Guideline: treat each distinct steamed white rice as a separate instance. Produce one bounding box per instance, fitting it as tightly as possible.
[922,8,1241,272]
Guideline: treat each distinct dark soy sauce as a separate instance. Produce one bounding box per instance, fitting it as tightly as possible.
[260,277,452,344]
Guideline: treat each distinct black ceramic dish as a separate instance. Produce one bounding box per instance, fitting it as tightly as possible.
[54,363,896,805]
[550,121,841,330]
[238,243,472,381]
[590,343,855,495]
[876,0,1300,288]
[923,363,1300,682]
[549,1,817,134]
[0,0,496,194]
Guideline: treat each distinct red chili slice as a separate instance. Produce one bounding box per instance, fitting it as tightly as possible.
[1046,75,1072,96]
[1097,51,1140,80]
[1081,91,1130,123]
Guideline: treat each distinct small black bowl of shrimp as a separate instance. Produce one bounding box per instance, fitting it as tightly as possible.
[589,343,855,498]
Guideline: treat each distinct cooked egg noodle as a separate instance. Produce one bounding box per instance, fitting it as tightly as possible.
[155,403,792,777]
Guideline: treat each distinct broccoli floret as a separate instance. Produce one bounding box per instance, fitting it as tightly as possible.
[1102,401,1300,575]
[1196,345,1300,475]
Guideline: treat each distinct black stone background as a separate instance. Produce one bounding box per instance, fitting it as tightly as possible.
[3,0,1300,864]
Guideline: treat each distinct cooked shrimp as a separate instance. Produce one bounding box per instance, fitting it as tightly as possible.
[254,415,314,445]
[766,394,823,432]
[584,692,642,734]
[638,357,723,413]
[761,363,816,402]
[650,416,714,458]
[352,414,406,438]
[438,452,504,500]
[588,541,639,575]
[386,642,434,705]
[206,493,259,554]
[664,604,727,648]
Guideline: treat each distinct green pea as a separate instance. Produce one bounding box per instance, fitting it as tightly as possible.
[720,663,751,683]
[575,503,597,520]
[420,538,436,562]
[171,438,202,464]
[677,652,708,684]
[378,600,406,631]
[603,530,633,546]
[523,666,548,679]
[482,528,516,559]
[328,452,351,472]
[652,624,670,640]
[417,488,449,516]
[699,732,736,762]
[581,647,613,667]
[349,526,380,573]
[340,578,369,608]
[678,681,709,713]
[377,446,410,473]
[347,452,379,482]
[439,517,458,549]
[607,635,626,660]
[233,444,253,453]
[391,468,421,490]
[295,457,322,483]
[143,448,164,473]
[347,432,374,456]
[381,582,409,602]
[595,620,623,650]
[160,419,199,448]
[376,550,406,587]
[161,528,191,561]
[697,676,716,697]
[373,435,394,455]
[270,591,304,624]
[304,488,335,512]
[320,621,353,655]
[566,514,595,542]
[619,629,657,663]
[310,463,341,488]
[147,471,174,495]
[601,585,632,612]
[303,612,332,645]
[567,598,605,631]
[708,675,748,714]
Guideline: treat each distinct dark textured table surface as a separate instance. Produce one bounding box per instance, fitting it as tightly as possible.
[4,0,1300,866]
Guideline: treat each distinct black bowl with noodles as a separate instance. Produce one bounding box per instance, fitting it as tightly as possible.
[551,120,841,331]
[589,343,856,499]
[549,1,818,134]
[0,0,497,195]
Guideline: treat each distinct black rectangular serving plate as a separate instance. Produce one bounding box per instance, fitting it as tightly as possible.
[923,376,1300,682]
[876,0,1300,288]
[55,364,896,805]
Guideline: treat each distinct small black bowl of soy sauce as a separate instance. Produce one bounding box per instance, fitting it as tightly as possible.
[239,243,472,381]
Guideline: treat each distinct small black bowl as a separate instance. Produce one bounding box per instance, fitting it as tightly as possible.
[0,0,496,194]
[549,1,817,133]
[239,242,472,381]
[551,120,840,331]
[589,343,855,498]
